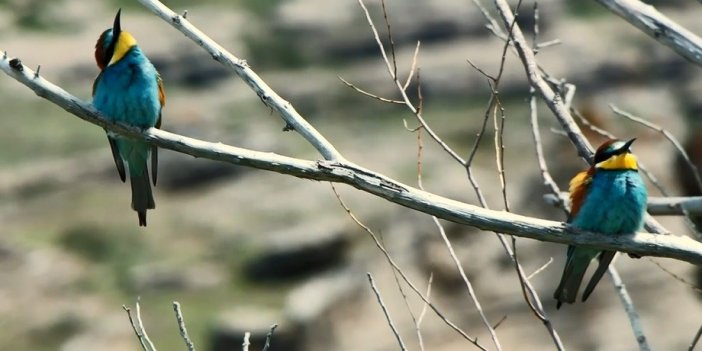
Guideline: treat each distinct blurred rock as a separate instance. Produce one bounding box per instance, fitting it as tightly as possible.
[272,0,563,65]
[284,266,365,349]
[158,154,246,192]
[23,248,85,293]
[30,310,83,347]
[244,223,352,281]
[129,263,225,292]
[60,314,133,351]
[210,307,299,351]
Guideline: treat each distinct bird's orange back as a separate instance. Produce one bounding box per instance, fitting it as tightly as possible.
[568,168,594,220]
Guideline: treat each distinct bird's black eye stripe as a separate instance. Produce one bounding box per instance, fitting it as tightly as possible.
[105,34,118,64]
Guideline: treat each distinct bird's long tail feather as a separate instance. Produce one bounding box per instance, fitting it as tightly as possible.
[554,248,595,309]
[582,251,616,302]
[130,166,155,227]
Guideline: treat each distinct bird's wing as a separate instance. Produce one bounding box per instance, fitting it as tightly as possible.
[581,251,616,302]
[151,73,165,185]
[94,72,127,182]
[107,135,126,182]
[568,169,592,222]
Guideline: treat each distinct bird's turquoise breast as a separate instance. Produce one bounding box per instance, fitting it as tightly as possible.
[571,170,647,234]
[92,47,160,128]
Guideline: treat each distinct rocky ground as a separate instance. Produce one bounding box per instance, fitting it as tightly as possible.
[1,0,701,350]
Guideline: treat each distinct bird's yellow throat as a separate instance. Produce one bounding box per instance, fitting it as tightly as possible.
[596,153,638,170]
[108,32,137,66]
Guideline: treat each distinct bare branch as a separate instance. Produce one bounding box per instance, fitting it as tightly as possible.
[242,332,251,351]
[137,0,343,161]
[367,272,407,351]
[123,305,153,351]
[608,263,651,351]
[173,302,196,351]
[330,185,487,350]
[527,258,554,280]
[646,258,702,294]
[356,0,466,165]
[261,324,277,351]
[611,104,702,193]
[596,0,702,66]
[338,76,405,104]
[416,274,433,351]
[491,0,669,236]
[689,323,702,351]
[122,301,157,351]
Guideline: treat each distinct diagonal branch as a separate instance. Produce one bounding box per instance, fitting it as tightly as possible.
[137,0,343,161]
[595,0,702,66]
[491,0,669,236]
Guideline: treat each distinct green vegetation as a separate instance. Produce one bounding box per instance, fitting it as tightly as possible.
[0,93,104,166]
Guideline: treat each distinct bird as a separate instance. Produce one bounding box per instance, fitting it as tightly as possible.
[92,9,165,226]
[553,138,648,308]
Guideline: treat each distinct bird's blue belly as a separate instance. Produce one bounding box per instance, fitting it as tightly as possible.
[92,55,160,128]
[571,170,647,234]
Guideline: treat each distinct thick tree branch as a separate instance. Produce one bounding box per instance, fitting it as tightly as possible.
[596,0,702,66]
[2,55,702,264]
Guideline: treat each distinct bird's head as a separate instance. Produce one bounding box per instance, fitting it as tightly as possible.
[594,138,638,171]
[94,9,137,69]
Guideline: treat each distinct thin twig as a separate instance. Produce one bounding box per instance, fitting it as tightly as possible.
[403,41,421,90]
[527,258,554,280]
[416,274,433,351]
[608,263,651,351]
[173,302,196,351]
[689,323,702,351]
[611,104,702,193]
[338,76,405,104]
[466,3,564,348]
[646,258,702,293]
[136,300,157,351]
[330,184,487,350]
[379,0,397,80]
[356,0,466,165]
[136,0,344,161]
[122,305,152,351]
[411,65,501,350]
[367,272,408,351]
[261,324,278,351]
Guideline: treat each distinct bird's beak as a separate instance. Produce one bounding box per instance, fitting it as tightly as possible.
[113,8,122,38]
[622,138,636,152]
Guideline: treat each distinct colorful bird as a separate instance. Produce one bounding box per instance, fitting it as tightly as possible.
[92,9,165,226]
[554,138,647,308]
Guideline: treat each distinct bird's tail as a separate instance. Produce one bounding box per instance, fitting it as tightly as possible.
[582,251,616,302]
[130,165,155,227]
[554,247,596,309]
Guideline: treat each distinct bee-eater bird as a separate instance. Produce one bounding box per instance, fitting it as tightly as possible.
[553,138,647,308]
[92,9,165,226]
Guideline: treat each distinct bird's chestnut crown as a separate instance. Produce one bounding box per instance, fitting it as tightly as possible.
[94,9,137,69]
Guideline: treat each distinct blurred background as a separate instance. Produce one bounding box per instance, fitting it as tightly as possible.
[1,0,701,350]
